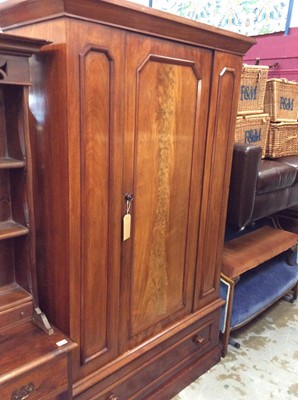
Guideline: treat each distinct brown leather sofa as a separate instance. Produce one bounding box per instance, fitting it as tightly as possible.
[227,143,298,230]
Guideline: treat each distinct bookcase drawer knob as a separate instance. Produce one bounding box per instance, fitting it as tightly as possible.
[11,382,35,400]
[193,335,206,347]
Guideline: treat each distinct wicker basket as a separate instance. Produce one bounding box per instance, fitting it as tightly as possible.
[237,64,269,115]
[264,79,298,122]
[266,122,298,158]
[235,114,270,158]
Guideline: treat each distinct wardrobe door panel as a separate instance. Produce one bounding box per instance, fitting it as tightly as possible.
[122,34,212,349]
[132,59,196,335]
[80,46,111,364]
[79,32,123,370]
[194,52,242,310]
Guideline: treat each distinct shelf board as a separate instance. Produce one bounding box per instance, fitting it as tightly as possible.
[0,221,29,240]
[0,283,32,312]
[0,158,25,169]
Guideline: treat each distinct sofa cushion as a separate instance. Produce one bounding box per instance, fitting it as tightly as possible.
[252,190,290,221]
[256,159,297,194]
[277,156,298,184]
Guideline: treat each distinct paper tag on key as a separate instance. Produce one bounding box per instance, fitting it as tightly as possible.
[123,213,131,241]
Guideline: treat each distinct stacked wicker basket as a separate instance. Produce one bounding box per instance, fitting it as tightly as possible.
[236,64,270,158]
[264,78,298,158]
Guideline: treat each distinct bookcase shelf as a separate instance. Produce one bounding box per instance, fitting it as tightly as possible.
[0,283,32,311]
[0,221,29,240]
[0,158,25,169]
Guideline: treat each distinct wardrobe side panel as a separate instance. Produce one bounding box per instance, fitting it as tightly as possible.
[194,52,243,311]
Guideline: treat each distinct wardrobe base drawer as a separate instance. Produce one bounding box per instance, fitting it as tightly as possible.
[75,309,222,400]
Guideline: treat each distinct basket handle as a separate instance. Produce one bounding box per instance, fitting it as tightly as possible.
[286,135,297,141]
[257,69,266,85]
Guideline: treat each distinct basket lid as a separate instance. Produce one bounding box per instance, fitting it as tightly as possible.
[270,121,298,127]
[243,113,270,121]
[267,78,298,86]
[242,64,269,70]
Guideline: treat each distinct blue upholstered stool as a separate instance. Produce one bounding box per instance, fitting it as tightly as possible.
[220,252,298,355]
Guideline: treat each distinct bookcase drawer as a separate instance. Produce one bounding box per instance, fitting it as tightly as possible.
[1,355,68,400]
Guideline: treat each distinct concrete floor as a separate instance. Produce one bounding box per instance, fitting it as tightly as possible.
[172,298,298,400]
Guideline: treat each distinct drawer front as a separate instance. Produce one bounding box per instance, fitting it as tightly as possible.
[0,302,33,329]
[112,320,215,399]
[78,311,220,400]
[1,355,68,400]
[0,55,31,84]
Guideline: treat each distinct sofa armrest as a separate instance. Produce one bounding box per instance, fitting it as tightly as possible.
[227,143,262,230]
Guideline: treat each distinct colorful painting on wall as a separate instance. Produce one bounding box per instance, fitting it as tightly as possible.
[130,0,291,36]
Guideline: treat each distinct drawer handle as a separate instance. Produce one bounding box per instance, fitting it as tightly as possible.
[193,335,206,347]
[11,382,35,400]
[109,395,120,400]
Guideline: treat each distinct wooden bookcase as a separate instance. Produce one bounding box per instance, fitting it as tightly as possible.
[0,33,76,400]
[0,33,48,332]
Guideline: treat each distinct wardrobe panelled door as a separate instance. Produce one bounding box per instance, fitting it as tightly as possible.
[121,33,212,350]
